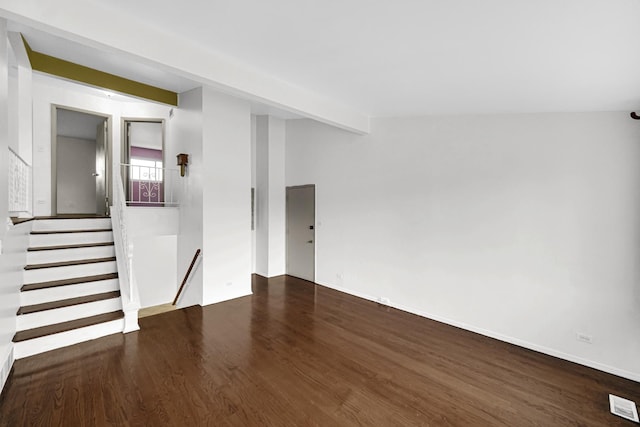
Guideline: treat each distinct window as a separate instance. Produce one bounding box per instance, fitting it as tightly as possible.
[130,158,163,181]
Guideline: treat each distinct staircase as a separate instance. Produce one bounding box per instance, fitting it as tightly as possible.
[13,217,125,359]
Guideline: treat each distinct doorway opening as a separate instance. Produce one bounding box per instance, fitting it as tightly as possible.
[122,120,169,206]
[52,107,110,216]
[286,185,315,282]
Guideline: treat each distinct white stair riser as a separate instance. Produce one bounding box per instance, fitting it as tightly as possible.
[27,245,115,264]
[24,261,117,284]
[30,231,113,247]
[13,318,124,359]
[32,218,112,231]
[21,279,120,306]
[17,298,122,331]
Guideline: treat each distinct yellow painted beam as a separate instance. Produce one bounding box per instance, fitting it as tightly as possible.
[22,35,177,106]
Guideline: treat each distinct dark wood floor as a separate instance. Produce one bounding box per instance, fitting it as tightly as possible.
[1,275,639,426]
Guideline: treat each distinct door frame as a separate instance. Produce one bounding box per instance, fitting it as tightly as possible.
[285,184,316,282]
[121,118,166,203]
[51,105,112,216]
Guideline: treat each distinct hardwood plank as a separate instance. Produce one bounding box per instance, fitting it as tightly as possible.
[28,242,115,251]
[17,291,121,315]
[12,311,124,342]
[1,275,639,426]
[24,257,116,270]
[21,272,119,291]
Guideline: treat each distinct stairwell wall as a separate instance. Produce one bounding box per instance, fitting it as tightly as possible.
[127,207,179,308]
[169,87,204,308]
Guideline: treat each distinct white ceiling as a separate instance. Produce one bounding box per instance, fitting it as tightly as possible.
[10,0,640,117]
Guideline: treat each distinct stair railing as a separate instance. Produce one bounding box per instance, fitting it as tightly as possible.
[173,249,202,306]
[111,171,140,332]
[120,163,180,206]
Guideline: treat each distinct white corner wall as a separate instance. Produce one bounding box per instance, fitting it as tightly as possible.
[201,88,252,305]
[286,113,640,381]
[254,115,286,277]
[169,87,204,308]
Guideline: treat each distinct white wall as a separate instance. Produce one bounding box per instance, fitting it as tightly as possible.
[7,31,33,165]
[251,116,257,273]
[267,117,286,276]
[0,18,17,393]
[286,113,640,381]
[0,222,30,392]
[132,235,177,308]
[254,115,286,277]
[127,207,178,236]
[169,87,203,308]
[16,63,31,164]
[201,88,252,305]
[56,136,96,214]
[7,50,16,154]
[0,19,8,231]
[255,117,269,275]
[127,207,179,308]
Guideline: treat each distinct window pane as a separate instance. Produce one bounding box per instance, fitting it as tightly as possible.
[131,158,163,182]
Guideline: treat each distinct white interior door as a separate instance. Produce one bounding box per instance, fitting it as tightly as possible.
[286,185,315,281]
[95,120,107,215]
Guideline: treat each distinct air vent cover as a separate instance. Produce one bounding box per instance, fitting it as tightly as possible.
[609,394,639,423]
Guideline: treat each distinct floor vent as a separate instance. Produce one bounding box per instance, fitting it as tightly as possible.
[609,394,639,423]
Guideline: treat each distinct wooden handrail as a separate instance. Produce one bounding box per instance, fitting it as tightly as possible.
[172,249,201,306]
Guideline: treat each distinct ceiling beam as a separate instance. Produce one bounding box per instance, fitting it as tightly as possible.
[21,35,178,106]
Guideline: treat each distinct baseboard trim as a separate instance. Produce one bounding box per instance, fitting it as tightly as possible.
[0,346,14,394]
[252,273,286,280]
[314,279,640,383]
[202,290,253,306]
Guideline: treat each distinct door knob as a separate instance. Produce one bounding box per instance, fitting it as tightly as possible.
[307,240,313,244]
[92,172,100,177]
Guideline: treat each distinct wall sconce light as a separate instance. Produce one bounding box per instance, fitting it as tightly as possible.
[176,153,189,177]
